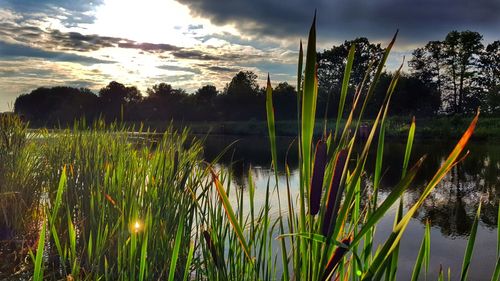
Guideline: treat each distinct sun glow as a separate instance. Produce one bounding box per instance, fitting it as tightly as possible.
[85,0,235,48]
[131,220,143,234]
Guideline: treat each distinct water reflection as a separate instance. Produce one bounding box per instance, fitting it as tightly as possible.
[201,135,500,279]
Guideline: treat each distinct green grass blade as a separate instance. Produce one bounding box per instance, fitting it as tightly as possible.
[460,202,481,281]
[301,12,318,190]
[411,221,431,281]
[491,256,500,281]
[33,221,46,281]
[183,241,195,281]
[297,40,303,130]
[266,74,278,176]
[402,117,416,178]
[210,169,253,263]
[334,44,355,142]
[168,212,185,281]
[139,231,148,281]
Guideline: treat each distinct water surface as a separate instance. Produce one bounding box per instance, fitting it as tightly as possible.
[202,135,500,280]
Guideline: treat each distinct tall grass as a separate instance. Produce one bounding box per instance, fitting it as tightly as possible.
[1,118,214,280]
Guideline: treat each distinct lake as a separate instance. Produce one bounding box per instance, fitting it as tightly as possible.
[201,135,499,280]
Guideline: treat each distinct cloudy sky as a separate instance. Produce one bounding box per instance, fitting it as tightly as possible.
[1,0,499,112]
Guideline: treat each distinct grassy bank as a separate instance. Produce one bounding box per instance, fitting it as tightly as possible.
[121,116,500,140]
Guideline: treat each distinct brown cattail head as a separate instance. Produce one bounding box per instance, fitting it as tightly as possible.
[202,230,223,270]
[309,140,327,215]
[321,236,352,281]
[322,149,348,237]
[173,150,179,177]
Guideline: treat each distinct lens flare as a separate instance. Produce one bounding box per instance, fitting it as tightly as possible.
[131,220,143,234]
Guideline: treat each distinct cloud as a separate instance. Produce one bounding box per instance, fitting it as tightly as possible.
[206,66,237,72]
[176,0,500,46]
[0,0,105,25]
[157,64,202,74]
[172,49,218,60]
[188,24,203,30]
[0,9,184,53]
[0,41,113,64]
[118,42,181,52]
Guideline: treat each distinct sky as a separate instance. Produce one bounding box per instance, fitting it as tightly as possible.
[1,0,499,112]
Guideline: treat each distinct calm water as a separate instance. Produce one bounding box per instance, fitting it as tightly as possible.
[201,135,500,280]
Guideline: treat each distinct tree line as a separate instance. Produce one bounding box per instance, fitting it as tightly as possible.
[14,30,499,124]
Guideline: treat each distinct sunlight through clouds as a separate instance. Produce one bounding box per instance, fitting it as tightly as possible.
[83,0,237,47]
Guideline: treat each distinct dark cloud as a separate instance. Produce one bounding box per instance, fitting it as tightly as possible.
[0,41,112,64]
[157,65,202,74]
[188,24,203,30]
[242,61,296,76]
[206,66,237,72]
[49,30,120,51]
[0,19,183,53]
[176,0,500,45]
[0,0,105,25]
[118,42,181,52]
[172,50,218,60]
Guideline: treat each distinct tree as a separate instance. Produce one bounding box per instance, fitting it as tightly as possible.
[273,82,297,120]
[14,86,98,123]
[408,41,445,92]
[99,81,142,104]
[99,81,142,120]
[317,38,383,92]
[409,31,484,114]
[225,71,259,97]
[480,41,500,114]
[146,83,174,98]
[195,85,218,103]
[443,31,483,114]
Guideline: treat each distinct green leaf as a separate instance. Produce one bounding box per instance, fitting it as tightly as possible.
[210,169,253,263]
[183,241,195,281]
[334,44,355,142]
[460,202,481,281]
[266,74,278,175]
[301,12,318,190]
[402,117,416,179]
[411,221,431,281]
[33,221,46,281]
[168,212,185,281]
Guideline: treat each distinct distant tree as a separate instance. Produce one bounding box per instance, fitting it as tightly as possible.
[317,38,383,92]
[479,41,500,114]
[486,85,500,115]
[410,31,484,114]
[273,82,297,120]
[99,81,142,120]
[443,31,484,114]
[367,72,440,117]
[408,41,445,93]
[195,85,218,103]
[14,86,98,123]
[142,83,189,120]
[225,71,259,97]
[146,82,187,99]
[99,81,142,104]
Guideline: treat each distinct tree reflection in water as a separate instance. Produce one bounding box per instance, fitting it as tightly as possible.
[202,135,499,238]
